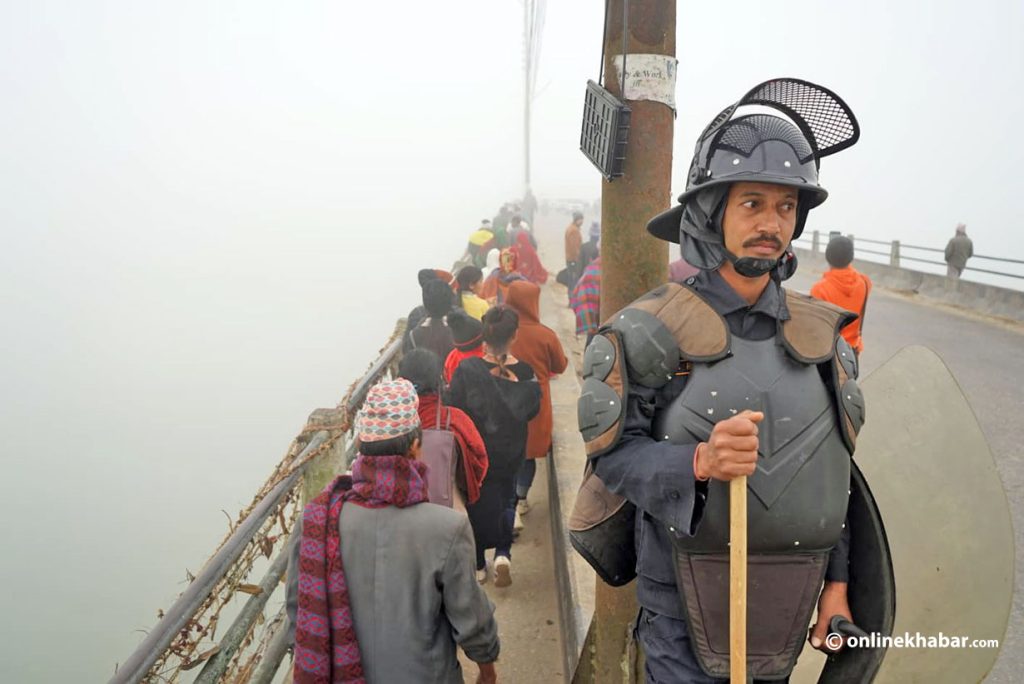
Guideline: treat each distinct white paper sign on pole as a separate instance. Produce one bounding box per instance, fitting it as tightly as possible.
[612,54,679,110]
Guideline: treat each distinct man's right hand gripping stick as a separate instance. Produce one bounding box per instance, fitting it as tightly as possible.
[695,410,763,481]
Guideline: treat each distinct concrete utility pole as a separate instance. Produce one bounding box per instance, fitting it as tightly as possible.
[577,1,676,682]
[599,0,674,317]
[523,0,532,193]
[523,0,546,196]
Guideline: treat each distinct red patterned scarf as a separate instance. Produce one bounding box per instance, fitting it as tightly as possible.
[293,454,429,683]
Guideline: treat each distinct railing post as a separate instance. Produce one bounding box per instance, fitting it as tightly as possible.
[811,230,820,254]
[890,240,901,268]
[301,408,348,504]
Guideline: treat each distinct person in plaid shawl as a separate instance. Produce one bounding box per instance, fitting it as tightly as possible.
[570,256,602,347]
[286,378,499,683]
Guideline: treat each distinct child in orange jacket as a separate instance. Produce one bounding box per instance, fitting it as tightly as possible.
[810,236,872,354]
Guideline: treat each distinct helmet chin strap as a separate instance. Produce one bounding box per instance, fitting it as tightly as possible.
[723,248,778,278]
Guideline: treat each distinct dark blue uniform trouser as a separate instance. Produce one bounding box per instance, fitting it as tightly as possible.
[636,608,791,684]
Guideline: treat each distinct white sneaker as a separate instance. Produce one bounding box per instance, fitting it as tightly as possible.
[494,556,512,587]
[513,509,524,533]
[517,499,531,516]
[476,563,489,584]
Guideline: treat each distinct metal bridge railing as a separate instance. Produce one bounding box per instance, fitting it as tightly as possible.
[794,231,1024,283]
[111,328,405,684]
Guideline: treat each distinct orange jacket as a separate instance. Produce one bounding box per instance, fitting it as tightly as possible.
[810,267,872,353]
[507,281,568,459]
[564,223,582,263]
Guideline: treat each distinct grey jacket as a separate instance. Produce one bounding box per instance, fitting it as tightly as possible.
[286,502,499,683]
[944,234,974,270]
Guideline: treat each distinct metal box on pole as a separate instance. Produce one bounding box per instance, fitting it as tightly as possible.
[580,80,631,180]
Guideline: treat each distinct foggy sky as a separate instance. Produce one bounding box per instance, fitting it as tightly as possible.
[1,1,1022,680]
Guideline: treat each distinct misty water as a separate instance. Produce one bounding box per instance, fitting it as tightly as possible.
[0,233,472,680]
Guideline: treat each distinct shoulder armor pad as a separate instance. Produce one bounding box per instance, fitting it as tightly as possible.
[608,282,733,387]
[833,336,864,452]
[578,331,629,457]
[781,290,857,364]
[835,336,859,380]
[628,283,730,362]
[582,332,617,380]
[609,308,680,388]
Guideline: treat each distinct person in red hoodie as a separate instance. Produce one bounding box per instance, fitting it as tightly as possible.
[810,235,872,355]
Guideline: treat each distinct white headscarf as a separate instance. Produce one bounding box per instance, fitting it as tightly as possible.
[484,248,500,274]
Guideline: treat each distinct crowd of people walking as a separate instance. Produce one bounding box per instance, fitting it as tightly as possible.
[286,203,572,682]
[397,207,572,589]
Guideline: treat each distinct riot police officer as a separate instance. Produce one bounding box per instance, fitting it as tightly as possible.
[571,79,864,682]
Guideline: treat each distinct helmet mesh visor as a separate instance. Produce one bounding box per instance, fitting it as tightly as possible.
[743,80,858,158]
[717,115,815,164]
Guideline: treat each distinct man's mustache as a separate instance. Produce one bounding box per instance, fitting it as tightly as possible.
[743,235,783,249]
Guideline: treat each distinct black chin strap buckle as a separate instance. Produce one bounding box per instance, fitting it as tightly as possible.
[727,249,777,278]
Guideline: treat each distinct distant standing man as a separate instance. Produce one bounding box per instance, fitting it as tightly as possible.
[811,236,872,355]
[578,221,601,273]
[564,210,584,289]
[944,223,973,279]
[523,189,538,226]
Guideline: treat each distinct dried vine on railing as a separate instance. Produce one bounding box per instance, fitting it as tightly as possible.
[228,607,288,684]
[142,489,301,681]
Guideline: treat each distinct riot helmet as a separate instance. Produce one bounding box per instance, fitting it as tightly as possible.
[648,78,860,279]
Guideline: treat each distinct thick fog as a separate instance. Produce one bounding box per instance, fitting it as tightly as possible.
[1,0,1021,680]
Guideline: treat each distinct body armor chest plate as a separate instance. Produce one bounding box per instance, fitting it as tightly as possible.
[653,335,850,553]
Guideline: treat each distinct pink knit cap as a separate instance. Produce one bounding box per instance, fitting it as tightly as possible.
[355,378,421,442]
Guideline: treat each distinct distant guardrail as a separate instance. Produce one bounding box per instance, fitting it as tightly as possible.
[793,231,1024,287]
[792,232,1024,322]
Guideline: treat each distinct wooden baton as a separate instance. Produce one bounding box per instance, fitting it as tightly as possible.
[730,474,747,683]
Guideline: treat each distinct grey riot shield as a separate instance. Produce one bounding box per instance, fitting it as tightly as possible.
[791,345,1014,684]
